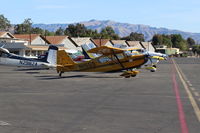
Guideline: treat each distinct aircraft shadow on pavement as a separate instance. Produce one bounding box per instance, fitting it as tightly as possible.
[26,72,40,74]
[35,74,122,80]
[14,68,49,71]
[13,69,41,74]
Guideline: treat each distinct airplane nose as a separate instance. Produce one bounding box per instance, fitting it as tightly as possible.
[159,57,165,60]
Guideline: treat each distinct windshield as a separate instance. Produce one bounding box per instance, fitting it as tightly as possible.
[124,51,132,56]
[68,51,84,59]
[0,51,9,58]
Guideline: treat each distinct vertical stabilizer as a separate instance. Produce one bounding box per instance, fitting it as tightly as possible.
[47,45,58,65]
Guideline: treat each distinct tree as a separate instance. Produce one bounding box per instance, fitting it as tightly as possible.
[152,34,188,50]
[192,45,200,56]
[171,34,188,50]
[0,14,11,31]
[101,26,115,35]
[187,37,195,48]
[64,24,120,39]
[152,34,163,46]
[64,23,103,38]
[162,37,172,48]
[44,30,55,36]
[55,27,64,35]
[100,26,120,39]
[64,23,88,37]
[31,27,44,34]
[91,30,101,39]
[121,32,144,41]
[14,18,33,34]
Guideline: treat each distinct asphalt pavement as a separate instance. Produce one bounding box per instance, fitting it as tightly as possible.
[0,57,200,133]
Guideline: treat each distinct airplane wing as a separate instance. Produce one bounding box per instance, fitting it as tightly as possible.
[87,46,138,56]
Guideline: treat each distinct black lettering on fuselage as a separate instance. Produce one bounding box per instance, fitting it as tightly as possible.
[19,60,38,66]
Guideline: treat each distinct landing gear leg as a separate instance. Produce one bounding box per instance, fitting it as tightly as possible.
[150,65,157,72]
[59,71,64,77]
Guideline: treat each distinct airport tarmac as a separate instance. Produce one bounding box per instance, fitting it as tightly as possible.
[0,57,200,133]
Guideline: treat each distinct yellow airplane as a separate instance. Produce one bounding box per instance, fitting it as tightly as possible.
[56,46,149,78]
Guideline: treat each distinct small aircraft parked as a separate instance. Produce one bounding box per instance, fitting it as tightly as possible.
[81,43,167,73]
[0,45,58,69]
[56,46,150,78]
[130,48,167,72]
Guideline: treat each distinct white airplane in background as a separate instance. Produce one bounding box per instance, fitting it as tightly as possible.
[113,44,168,72]
[130,48,168,72]
[0,45,58,69]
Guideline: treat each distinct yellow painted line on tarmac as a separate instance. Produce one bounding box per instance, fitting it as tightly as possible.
[172,58,200,122]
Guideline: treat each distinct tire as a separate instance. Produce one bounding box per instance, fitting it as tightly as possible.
[131,74,136,77]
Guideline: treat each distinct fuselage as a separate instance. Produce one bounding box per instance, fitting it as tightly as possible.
[57,52,148,72]
[130,49,166,67]
[0,51,52,68]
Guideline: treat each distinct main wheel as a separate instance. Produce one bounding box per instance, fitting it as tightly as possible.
[59,71,63,77]
[125,75,131,78]
[131,74,137,77]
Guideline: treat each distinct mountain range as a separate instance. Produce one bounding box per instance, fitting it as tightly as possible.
[33,20,200,42]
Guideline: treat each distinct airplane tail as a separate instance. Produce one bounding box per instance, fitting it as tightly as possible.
[57,50,76,66]
[46,45,58,66]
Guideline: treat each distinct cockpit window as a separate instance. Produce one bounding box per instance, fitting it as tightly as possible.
[98,56,111,63]
[131,51,140,55]
[136,49,146,53]
[68,51,84,59]
[124,51,132,56]
[0,52,9,58]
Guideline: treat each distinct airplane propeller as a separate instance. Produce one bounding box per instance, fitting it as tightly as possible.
[145,51,156,72]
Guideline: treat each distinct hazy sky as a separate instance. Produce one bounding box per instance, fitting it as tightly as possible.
[1,0,200,33]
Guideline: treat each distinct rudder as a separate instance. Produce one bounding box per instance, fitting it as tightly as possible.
[57,50,76,66]
[47,45,58,66]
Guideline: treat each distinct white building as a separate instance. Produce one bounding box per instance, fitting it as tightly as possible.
[111,40,129,48]
[92,39,113,47]
[13,34,51,56]
[126,41,144,49]
[0,32,30,55]
[140,42,155,52]
[45,36,77,49]
[69,37,97,51]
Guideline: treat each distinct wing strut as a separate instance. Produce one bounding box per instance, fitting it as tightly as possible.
[112,49,126,70]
